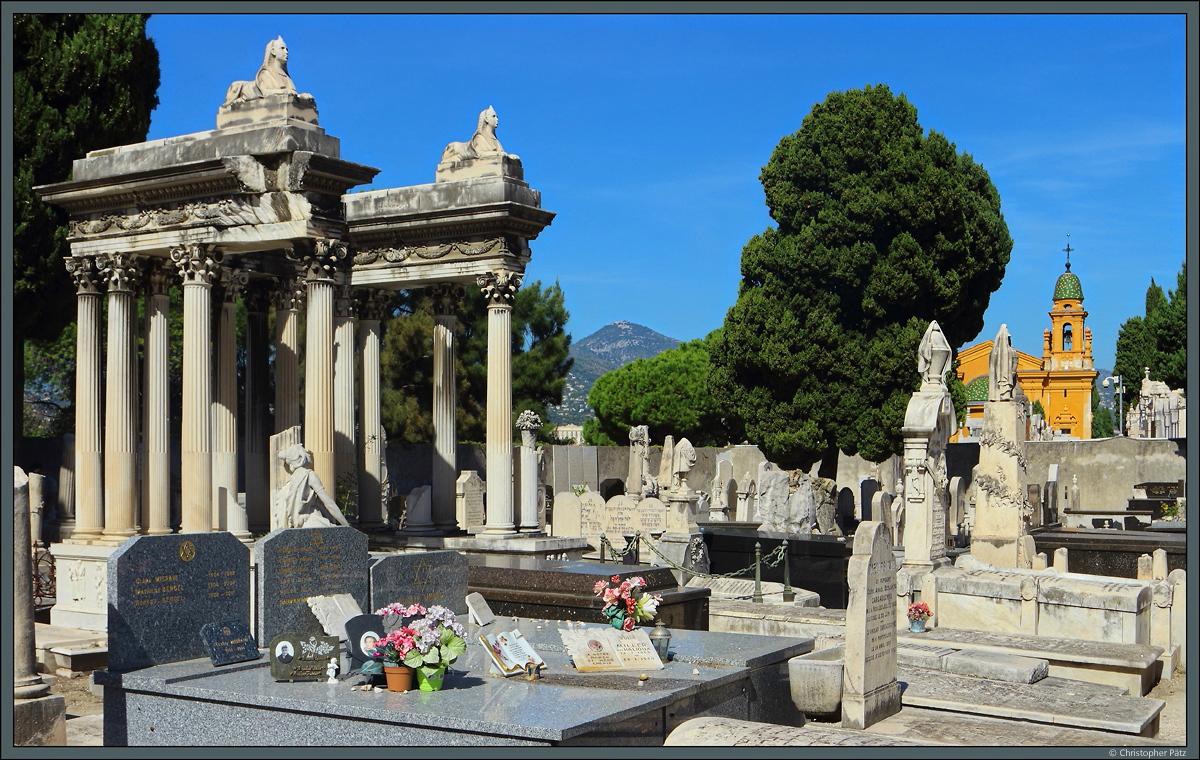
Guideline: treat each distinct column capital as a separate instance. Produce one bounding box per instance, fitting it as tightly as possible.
[272,276,307,312]
[292,238,347,282]
[477,270,522,306]
[144,258,175,296]
[170,243,224,286]
[357,289,394,322]
[217,267,250,303]
[65,255,103,295]
[429,282,465,317]
[243,280,273,313]
[334,285,358,319]
[100,252,143,293]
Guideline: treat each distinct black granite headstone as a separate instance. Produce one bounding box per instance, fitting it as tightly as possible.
[268,632,340,681]
[255,527,370,646]
[344,614,386,671]
[369,549,468,614]
[200,621,261,667]
[107,533,251,672]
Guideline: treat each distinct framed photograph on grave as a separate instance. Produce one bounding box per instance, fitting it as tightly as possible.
[269,633,339,682]
[345,614,386,670]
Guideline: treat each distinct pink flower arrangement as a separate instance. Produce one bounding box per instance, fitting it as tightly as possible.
[371,626,418,665]
[907,602,932,622]
[593,574,662,631]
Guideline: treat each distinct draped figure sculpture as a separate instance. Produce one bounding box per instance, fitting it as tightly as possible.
[988,324,1018,402]
[277,444,350,529]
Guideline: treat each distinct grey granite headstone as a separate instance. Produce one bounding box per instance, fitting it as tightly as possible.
[255,527,370,645]
[200,621,261,667]
[108,533,251,672]
[369,549,468,614]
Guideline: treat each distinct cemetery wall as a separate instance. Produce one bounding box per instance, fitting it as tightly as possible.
[1024,438,1186,512]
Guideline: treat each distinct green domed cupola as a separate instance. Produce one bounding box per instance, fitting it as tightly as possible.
[1054,270,1083,301]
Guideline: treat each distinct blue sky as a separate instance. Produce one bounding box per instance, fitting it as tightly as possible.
[143,12,1189,371]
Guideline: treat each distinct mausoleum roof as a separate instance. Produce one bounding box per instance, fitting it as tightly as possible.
[964,374,989,403]
[1054,271,1083,301]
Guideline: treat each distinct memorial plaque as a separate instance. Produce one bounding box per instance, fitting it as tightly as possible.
[637,498,667,534]
[466,592,496,627]
[559,627,663,672]
[456,471,485,531]
[580,491,605,550]
[255,527,370,646]
[269,632,340,681]
[842,521,901,729]
[108,533,251,672]
[200,621,261,667]
[369,549,468,614]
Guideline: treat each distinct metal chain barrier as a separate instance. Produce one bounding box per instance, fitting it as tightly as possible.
[602,531,788,581]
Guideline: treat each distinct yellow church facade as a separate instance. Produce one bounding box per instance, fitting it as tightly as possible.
[953,264,1098,441]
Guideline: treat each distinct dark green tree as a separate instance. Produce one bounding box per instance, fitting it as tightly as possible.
[1091,385,1114,439]
[710,84,1012,473]
[1113,262,1187,413]
[380,281,573,445]
[15,13,160,450]
[585,331,743,447]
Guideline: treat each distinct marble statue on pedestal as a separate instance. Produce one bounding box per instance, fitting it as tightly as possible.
[988,324,1018,402]
[224,37,314,105]
[277,444,350,529]
[672,438,697,494]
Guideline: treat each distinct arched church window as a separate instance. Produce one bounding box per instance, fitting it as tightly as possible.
[1062,323,1073,351]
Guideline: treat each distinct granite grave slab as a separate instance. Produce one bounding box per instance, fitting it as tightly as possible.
[255,527,370,645]
[108,533,251,672]
[200,621,261,667]
[369,549,468,614]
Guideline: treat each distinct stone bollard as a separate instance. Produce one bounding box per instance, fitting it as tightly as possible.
[1052,547,1068,573]
[1137,554,1154,581]
[1152,548,1168,581]
[1032,552,1048,571]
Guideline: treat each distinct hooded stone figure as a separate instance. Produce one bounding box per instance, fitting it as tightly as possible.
[988,324,1018,402]
[277,444,350,529]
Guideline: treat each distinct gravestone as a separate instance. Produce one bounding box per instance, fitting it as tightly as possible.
[455,471,485,532]
[708,459,734,521]
[754,462,792,532]
[268,632,339,682]
[200,621,261,667]
[841,521,901,730]
[369,549,468,614]
[602,494,639,538]
[579,491,606,551]
[255,527,370,645]
[465,592,496,627]
[550,491,582,537]
[636,497,667,535]
[1027,485,1042,529]
[108,533,251,672]
[345,614,386,670]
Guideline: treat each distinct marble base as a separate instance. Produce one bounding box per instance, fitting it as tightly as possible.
[444,534,589,560]
[841,677,902,730]
[48,541,123,632]
[13,694,67,746]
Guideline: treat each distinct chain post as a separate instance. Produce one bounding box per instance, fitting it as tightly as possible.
[753,542,763,603]
[633,531,642,566]
[600,533,607,564]
[781,540,795,602]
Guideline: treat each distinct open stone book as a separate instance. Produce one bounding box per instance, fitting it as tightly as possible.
[559,627,664,672]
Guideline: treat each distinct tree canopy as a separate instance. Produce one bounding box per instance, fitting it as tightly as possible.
[584,331,743,447]
[381,281,573,445]
[15,14,160,442]
[1113,262,1187,412]
[709,84,1012,472]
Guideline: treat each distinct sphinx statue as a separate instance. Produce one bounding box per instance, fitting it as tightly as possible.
[436,106,523,181]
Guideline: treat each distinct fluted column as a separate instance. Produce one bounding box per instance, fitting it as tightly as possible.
[142,260,173,535]
[101,253,141,541]
[272,277,305,433]
[357,289,390,530]
[478,271,521,535]
[243,283,272,534]
[431,283,463,533]
[64,257,104,540]
[14,468,50,700]
[333,284,358,518]
[517,410,542,533]
[213,267,249,538]
[300,240,346,492]
[172,244,222,534]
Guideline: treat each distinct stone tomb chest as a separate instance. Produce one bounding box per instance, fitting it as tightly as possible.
[107,533,251,672]
[467,558,710,630]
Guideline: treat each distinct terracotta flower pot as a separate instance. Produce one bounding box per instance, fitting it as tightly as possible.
[383,665,413,692]
[416,664,447,692]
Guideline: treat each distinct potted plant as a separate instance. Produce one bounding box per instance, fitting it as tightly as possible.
[907,602,932,633]
[402,605,467,691]
[360,626,418,692]
[593,575,663,631]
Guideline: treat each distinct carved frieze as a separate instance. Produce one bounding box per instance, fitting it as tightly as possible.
[477,270,521,306]
[352,237,510,266]
[69,199,239,238]
[64,256,103,295]
[170,244,224,286]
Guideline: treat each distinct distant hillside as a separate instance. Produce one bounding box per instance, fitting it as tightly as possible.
[547,321,680,425]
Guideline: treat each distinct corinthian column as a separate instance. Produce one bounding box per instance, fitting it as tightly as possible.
[431,283,463,533]
[478,271,521,535]
[172,244,223,534]
[517,409,542,533]
[243,282,272,534]
[213,267,249,538]
[272,276,305,433]
[64,256,104,540]
[301,240,346,492]
[142,260,173,535]
[333,284,358,518]
[101,253,141,542]
[357,289,390,530]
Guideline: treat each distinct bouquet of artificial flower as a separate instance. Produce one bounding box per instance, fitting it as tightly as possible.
[368,626,417,666]
[401,605,467,680]
[375,602,426,630]
[593,574,662,631]
[907,602,932,622]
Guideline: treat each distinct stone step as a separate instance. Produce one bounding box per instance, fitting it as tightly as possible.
[665,716,933,746]
[942,650,1048,684]
[34,623,108,675]
[898,666,1164,736]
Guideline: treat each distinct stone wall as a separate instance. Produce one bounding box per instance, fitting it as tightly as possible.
[1023,437,1186,512]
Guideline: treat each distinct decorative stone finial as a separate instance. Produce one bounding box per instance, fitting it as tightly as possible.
[917,320,952,389]
[988,324,1018,402]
